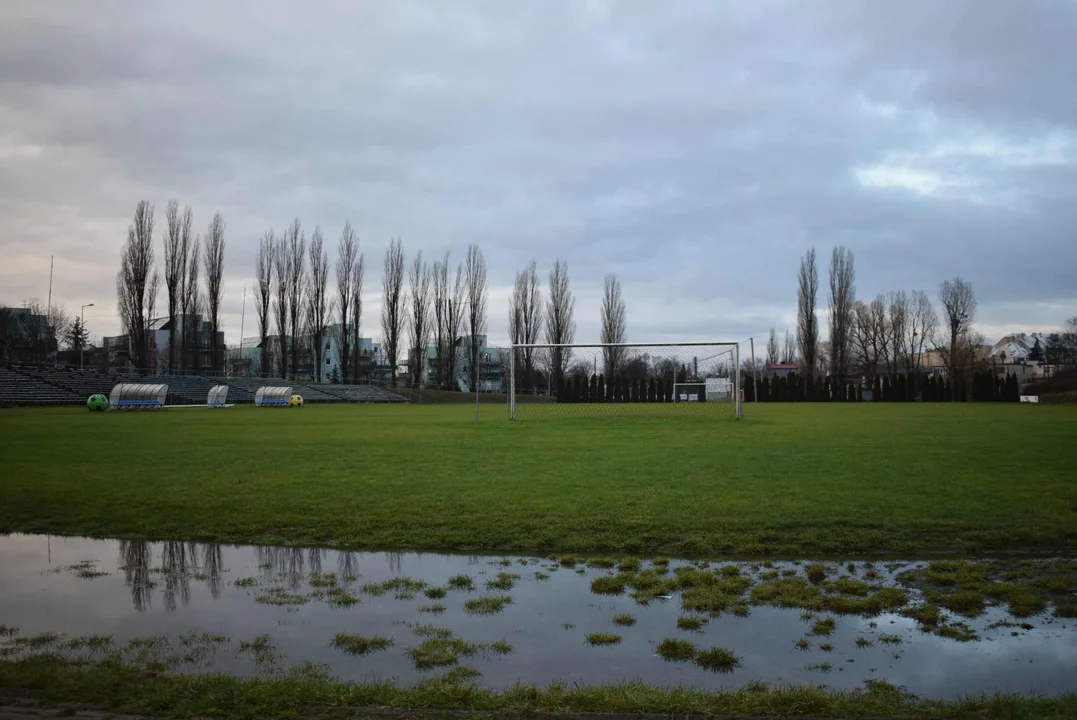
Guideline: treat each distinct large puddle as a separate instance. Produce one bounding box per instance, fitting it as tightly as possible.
[1,534,1074,699]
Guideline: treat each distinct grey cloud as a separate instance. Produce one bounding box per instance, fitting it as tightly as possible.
[0,0,1074,348]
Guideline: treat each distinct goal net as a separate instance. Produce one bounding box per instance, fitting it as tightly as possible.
[508,341,742,420]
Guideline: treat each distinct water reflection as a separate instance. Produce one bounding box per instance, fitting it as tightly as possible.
[1,533,1074,700]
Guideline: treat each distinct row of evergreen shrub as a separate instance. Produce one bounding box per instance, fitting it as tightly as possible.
[556,375,700,403]
[744,371,1022,403]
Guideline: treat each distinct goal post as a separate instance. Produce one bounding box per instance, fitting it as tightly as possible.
[508,341,742,420]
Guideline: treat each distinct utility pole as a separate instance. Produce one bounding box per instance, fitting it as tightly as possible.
[44,255,53,364]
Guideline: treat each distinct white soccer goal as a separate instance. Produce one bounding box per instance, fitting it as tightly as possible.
[508,341,742,420]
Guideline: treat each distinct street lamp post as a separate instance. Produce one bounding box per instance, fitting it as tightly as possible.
[80,303,94,369]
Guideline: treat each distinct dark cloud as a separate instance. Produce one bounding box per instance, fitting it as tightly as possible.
[1,0,1074,347]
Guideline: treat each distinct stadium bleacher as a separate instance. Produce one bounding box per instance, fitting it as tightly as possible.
[0,367,82,405]
[0,366,407,406]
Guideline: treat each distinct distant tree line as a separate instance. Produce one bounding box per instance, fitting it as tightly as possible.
[556,374,684,404]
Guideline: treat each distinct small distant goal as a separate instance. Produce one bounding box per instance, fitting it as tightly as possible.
[508,341,743,420]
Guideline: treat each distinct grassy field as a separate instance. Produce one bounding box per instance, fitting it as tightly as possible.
[1,403,1075,556]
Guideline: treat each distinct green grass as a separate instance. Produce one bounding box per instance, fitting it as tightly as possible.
[6,656,1077,720]
[1,404,1076,555]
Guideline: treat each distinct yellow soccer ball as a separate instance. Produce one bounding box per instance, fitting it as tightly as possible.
[289,394,304,407]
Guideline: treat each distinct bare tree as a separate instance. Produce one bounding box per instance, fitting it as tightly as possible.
[285,221,306,381]
[432,253,450,388]
[766,328,779,365]
[851,296,889,390]
[827,245,855,393]
[599,273,626,379]
[203,213,226,373]
[464,244,488,391]
[334,223,359,383]
[254,231,274,377]
[432,253,466,390]
[782,330,796,365]
[447,261,466,389]
[887,290,909,377]
[305,227,332,382]
[908,289,938,375]
[173,206,195,371]
[544,259,576,390]
[273,225,292,379]
[182,235,200,372]
[380,237,406,383]
[350,247,365,382]
[162,201,188,372]
[938,277,977,400]
[116,201,159,371]
[796,246,819,380]
[508,259,542,393]
[407,251,431,387]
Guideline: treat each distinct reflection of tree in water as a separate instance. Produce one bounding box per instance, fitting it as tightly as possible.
[161,541,194,612]
[119,540,225,611]
[119,540,153,612]
[337,551,358,579]
[256,546,326,588]
[385,552,404,575]
[203,544,224,599]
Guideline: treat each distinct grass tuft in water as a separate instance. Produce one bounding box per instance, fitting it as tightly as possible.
[464,595,512,615]
[809,617,837,636]
[878,634,903,645]
[309,573,337,587]
[325,586,360,608]
[437,665,482,683]
[234,577,258,588]
[901,603,941,628]
[805,563,828,584]
[534,572,550,581]
[927,590,985,618]
[1054,598,1077,618]
[617,558,642,573]
[676,615,708,632]
[418,604,446,614]
[731,603,751,617]
[411,625,454,639]
[656,638,697,662]
[447,575,475,592]
[794,638,811,651]
[588,557,616,569]
[489,640,513,655]
[332,633,393,655]
[612,614,637,627]
[855,636,874,648]
[819,643,834,652]
[424,586,447,600]
[585,633,621,646]
[406,638,479,670]
[695,646,742,673]
[558,556,578,568]
[935,622,979,642]
[485,573,519,591]
[590,576,627,596]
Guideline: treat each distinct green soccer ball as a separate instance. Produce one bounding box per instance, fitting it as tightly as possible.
[289,394,304,407]
[87,394,109,412]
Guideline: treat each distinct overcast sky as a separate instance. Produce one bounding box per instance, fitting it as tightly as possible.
[2,0,1074,349]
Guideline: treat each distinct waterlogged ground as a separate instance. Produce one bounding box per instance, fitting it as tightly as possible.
[1,534,1075,699]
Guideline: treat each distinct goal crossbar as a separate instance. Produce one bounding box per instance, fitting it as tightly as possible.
[508,340,742,420]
